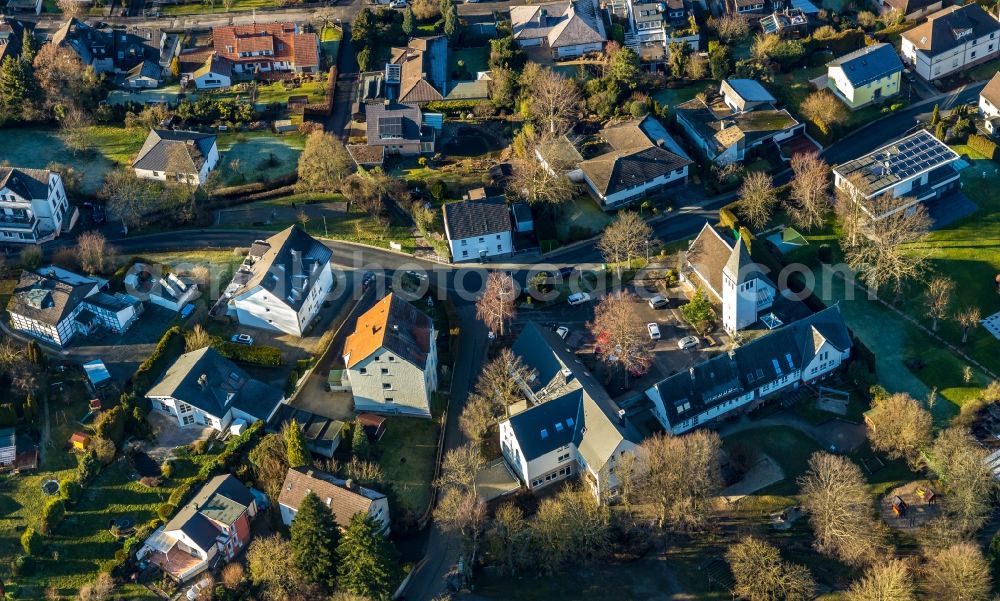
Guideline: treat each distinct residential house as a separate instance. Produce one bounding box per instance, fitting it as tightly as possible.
[146,346,284,431]
[442,194,514,262]
[278,467,391,533]
[499,322,642,500]
[52,19,113,73]
[139,475,259,582]
[212,22,319,75]
[364,102,435,157]
[342,293,437,418]
[684,223,778,333]
[832,129,960,219]
[224,226,334,337]
[900,4,1000,82]
[7,266,141,348]
[646,306,852,434]
[534,135,584,178]
[826,43,903,110]
[874,0,943,22]
[5,0,40,15]
[346,144,387,168]
[353,71,387,119]
[387,36,448,104]
[270,405,345,458]
[0,428,15,467]
[578,115,692,209]
[190,54,233,89]
[722,0,770,17]
[760,8,810,38]
[132,129,220,185]
[0,167,72,244]
[123,60,162,89]
[510,0,607,59]
[52,20,167,76]
[123,267,199,312]
[624,0,699,61]
[0,18,28,66]
[675,79,804,165]
[979,72,1000,134]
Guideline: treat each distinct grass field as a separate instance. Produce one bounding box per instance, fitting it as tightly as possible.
[159,0,276,15]
[321,25,342,69]
[215,132,306,186]
[652,83,705,112]
[371,395,446,517]
[451,47,490,79]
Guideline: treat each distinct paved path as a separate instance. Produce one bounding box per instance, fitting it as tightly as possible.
[718,410,867,453]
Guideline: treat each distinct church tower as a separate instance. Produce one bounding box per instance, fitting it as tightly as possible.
[722,237,759,333]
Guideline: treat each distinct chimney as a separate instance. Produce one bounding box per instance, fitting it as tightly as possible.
[617,409,626,425]
[198,373,208,389]
[306,469,314,477]
[345,479,355,491]
[689,367,696,380]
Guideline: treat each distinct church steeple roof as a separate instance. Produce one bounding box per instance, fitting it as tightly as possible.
[723,236,763,284]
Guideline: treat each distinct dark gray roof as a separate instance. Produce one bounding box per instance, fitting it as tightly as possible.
[146,347,283,422]
[132,129,216,175]
[7,269,98,326]
[827,43,903,88]
[126,59,162,81]
[443,198,512,241]
[902,4,1000,56]
[0,167,51,200]
[0,427,15,450]
[723,79,775,104]
[833,130,959,197]
[0,18,26,66]
[579,116,692,196]
[229,226,333,312]
[649,305,852,427]
[166,475,254,551]
[365,102,422,146]
[271,405,344,456]
[507,323,640,471]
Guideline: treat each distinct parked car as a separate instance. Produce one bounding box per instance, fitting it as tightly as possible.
[187,577,213,601]
[389,0,406,7]
[648,295,668,309]
[231,333,254,345]
[362,271,376,289]
[677,335,699,350]
[557,266,576,279]
[647,323,661,340]
[567,292,591,306]
[555,326,569,339]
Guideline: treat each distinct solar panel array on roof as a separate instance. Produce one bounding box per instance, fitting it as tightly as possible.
[378,116,403,139]
[838,130,958,194]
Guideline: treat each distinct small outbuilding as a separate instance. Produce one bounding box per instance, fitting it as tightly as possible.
[70,432,91,451]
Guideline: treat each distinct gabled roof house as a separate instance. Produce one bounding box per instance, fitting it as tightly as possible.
[442,194,513,262]
[279,467,391,534]
[826,43,904,110]
[212,22,319,75]
[900,4,1000,81]
[511,0,607,59]
[132,129,220,186]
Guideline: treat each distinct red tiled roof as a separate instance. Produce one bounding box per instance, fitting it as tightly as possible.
[212,22,318,69]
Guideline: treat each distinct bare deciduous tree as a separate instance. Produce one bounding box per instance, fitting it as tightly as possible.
[459,393,495,442]
[102,168,162,232]
[597,212,654,279]
[865,392,932,469]
[474,348,535,416]
[924,277,954,332]
[509,153,577,205]
[844,195,930,297]
[788,153,831,231]
[726,536,816,601]
[798,452,887,566]
[296,131,353,193]
[634,430,722,530]
[737,171,777,231]
[957,306,981,343]
[714,13,750,41]
[845,559,917,601]
[921,542,992,601]
[835,173,870,250]
[185,324,212,352]
[76,231,115,275]
[801,90,849,135]
[221,562,245,590]
[589,292,652,380]
[487,502,531,575]
[476,271,517,337]
[438,442,485,495]
[435,488,488,558]
[60,106,92,155]
[532,484,611,574]
[927,427,997,534]
[57,0,86,18]
[528,68,581,135]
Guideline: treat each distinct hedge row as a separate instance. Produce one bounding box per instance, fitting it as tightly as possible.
[424,99,483,114]
[304,67,338,117]
[130,326,186,395]
[208,172,298,202]
[968,134,999,161]
[806,28,864,56]
[212,340,283,366]
[166,421,265,509]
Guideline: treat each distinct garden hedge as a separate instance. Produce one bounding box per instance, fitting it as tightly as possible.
[212,341,283,366]
[130,326,186,395]
[968,134,999,161]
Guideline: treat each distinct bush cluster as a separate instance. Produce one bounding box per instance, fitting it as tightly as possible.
[131,326,186,394]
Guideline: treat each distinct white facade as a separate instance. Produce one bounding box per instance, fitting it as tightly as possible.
[229,261,333,337]
[345,343,438,417]
[448,230,513,262]
[0,171,71,244]
[134,143,220,186]
[279,491,390,533]
[148,393,280,432]
[901,13,1000,81]
[584,166,688,208]
[980,82,1000,134]
[553,41,605,58]
[193,70,232,90]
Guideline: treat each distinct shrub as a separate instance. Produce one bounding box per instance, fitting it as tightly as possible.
[212,341,283,366]
[157,503,176,521]
[11,555,34,577]
[20,527,42,556]
[161,460,173,480]
[92,436,117,466]
[968,133,999,161]
[285,369,301,396]
[140,476,162,487]
[41,499,66,534]
[190,439,209,456]
[131,326,186,394]
[60,478,83,504]
[719,207,739,231]
[94,404,126,445]
[77,450,101,484]
[424,99,482,114]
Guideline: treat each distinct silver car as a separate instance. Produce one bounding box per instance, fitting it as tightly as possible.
[677,335,699,350]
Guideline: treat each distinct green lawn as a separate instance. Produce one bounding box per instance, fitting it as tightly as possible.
[255,80,328,106]
[216,132,306,186]
[159,0,276,15]
[652,82,705,111]
[451,47,490,79]
[372,401,442,517]
[320,25,342,69]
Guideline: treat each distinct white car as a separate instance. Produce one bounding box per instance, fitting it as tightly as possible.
[556,326,569,339]
[648,295,668,309]
[647,323,661,340]
[677,335,699,350]
[389,0,407,6]
[186,577,213,601]
[230,333,254,345]
[567,292,592,306]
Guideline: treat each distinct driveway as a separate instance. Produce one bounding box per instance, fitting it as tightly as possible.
[69,305,176,384]
[143,411,213,462]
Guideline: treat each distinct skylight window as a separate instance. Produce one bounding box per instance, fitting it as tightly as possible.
[554,422,564,433]
[566,417,575,427]
[772,358,782,376]
[785,353,794,371]
[540,429,549,439]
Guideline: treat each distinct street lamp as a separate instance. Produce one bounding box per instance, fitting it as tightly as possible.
[645,240,650,263]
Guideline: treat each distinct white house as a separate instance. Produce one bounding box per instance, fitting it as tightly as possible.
[832,129,961,220]
[224,226,334,337]
[132,129,220,185]
[498,322,642,501]
[980,72,1000,134]
[825,43,904,110]
[442,195,513,262]
[123,60,161,89]
[342,293,437,418]
[124,266,199,312]
[0,428,16,467]
[278,467,391,534]
[146,346,284,432]
[0,167,72,244]
[510,0,607,59]
[646,306,852,435]
[577,115,692,210]
[900,4,1000,82]
[7,266,141,348]
[190,54,233,89]
[138,475,259,582]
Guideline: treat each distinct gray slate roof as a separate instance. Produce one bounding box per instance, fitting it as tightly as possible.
[510,1,606,48]
[228,225,333,312]
[0,167,51,200]
[827,43,903,88]
[506,322,640,471]
[648,306,852,427]
[166,475,254,551]
[146,347,283,422]
[579,115,692,196]
[722,79,776,104]
[132,129,216,175]
[126,59,162,81]
[902,4,1000,56]
[981,72,1000,109]
[365,102,422,146]
[443,198,512,241]
[7,268,99,327]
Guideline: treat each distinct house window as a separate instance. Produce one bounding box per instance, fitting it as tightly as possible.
[182,414,195,425]
[382,382,392,390]
[497,245,503,252]
[461,239,467,246]
[388,356,395,362]
[359,367,367,375]
[381,368,389,375]
[384,397,394,403]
